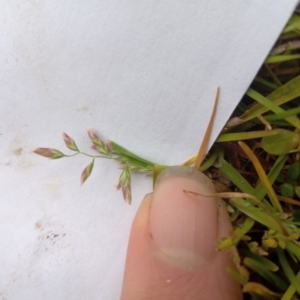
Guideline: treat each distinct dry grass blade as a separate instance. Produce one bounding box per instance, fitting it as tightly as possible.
[238,141,283,212]
[242,282,282,300]
[194,87,219,169]
[277,195,300,207]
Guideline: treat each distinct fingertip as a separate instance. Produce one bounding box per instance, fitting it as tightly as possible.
[121,194,153,300]
[121,167,243,300]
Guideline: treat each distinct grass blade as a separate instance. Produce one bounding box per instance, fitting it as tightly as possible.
[265,54,300,64]
[277,248,300,296]
[246,88,300,129]
[244,257,288,291]
[217,129,283,142]
[281,270,300,300]
[240,75,300,123]
[238,141,283,212]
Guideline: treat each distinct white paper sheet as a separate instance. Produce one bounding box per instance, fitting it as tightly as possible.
[0,1,298,299]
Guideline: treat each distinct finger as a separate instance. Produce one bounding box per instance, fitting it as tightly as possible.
[121,166,243,300]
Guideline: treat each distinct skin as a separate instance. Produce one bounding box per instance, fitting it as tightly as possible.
[121,166,243,300]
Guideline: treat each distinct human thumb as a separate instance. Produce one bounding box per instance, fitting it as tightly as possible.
[121,166,243,300]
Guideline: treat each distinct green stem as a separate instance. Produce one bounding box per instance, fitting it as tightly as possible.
[64,152,80,157]
[277,248,300,296]
[217,129,282,142]
[65,151,113,159]
[264,106,300,121]
[281,270,300,300]
[199,146,224,171]
[264,63,282,86]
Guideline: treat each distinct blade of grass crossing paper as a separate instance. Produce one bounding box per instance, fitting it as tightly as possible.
[194,87,219,170]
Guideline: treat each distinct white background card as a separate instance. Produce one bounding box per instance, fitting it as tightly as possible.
[0,1,298,299]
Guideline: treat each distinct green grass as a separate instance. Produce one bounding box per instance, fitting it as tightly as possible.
[206,10,300,298]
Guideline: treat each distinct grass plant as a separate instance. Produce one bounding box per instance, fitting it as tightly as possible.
[33,8,300,299]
